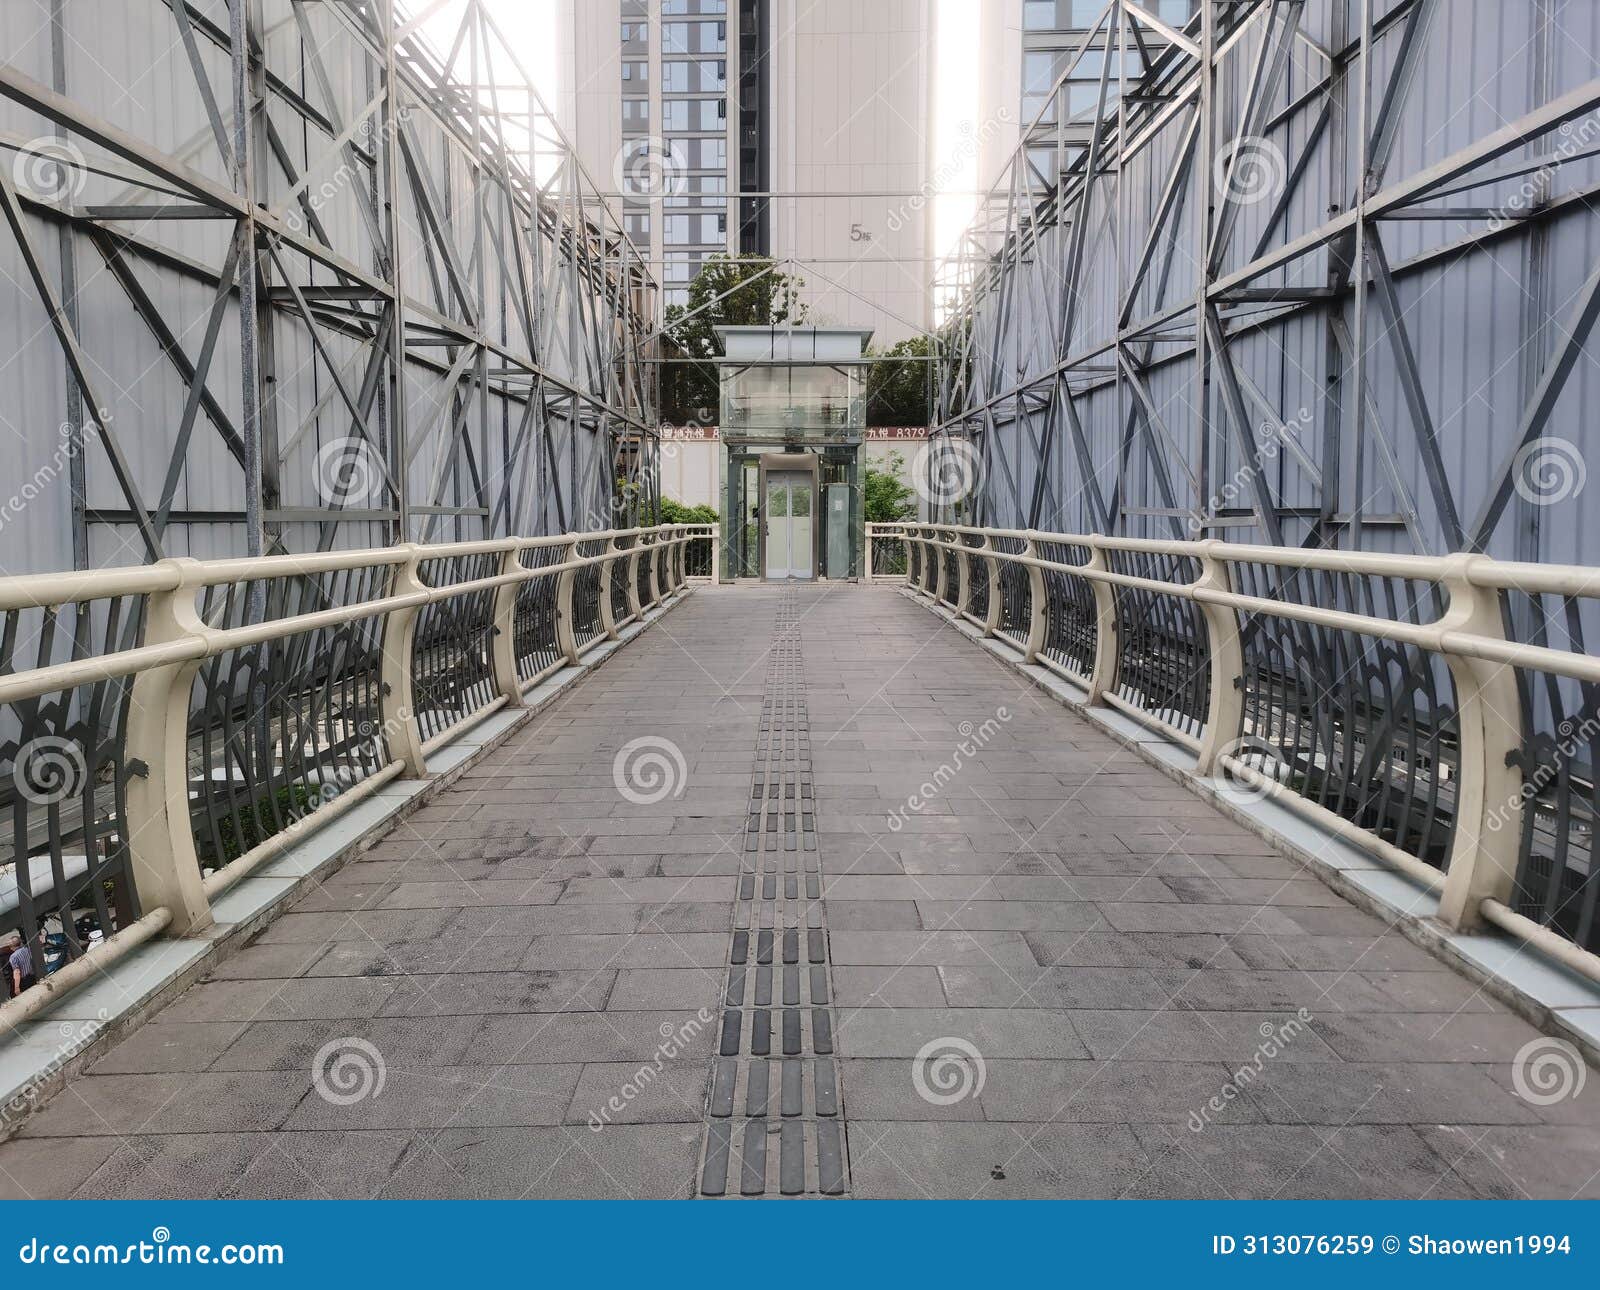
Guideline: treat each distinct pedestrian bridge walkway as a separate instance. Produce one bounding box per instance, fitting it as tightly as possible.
[2,583,1596,1199]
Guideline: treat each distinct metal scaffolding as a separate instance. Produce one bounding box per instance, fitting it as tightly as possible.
[934,0,1600,567]
[0,0,658,575]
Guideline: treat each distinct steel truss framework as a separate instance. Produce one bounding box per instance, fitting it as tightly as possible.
[0,0,658,573]
[935,0,1600,569]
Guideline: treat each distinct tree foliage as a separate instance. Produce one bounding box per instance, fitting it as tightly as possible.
[863,336,933,427]
[659,497,719,525]
[862,450,918,524]
[659,255,809,425]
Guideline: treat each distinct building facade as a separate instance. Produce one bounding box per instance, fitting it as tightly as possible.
[557,0,934,337]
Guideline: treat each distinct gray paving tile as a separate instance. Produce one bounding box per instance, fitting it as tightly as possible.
[1126,1123,1481,1199]
[522,933,727,969]
[568,1062,709,1125]
[466,1009,719,1066]
[939,964,1172,1010]
[88,1022,249,1074]
[285,1062,582,1130]
[1416,1124,1600,1198]
[0,1135,123,1199]
[829,930,1037,966]
[1024,930,1248,969]
[20,1071,311,1137]
[831,965,947,1007]
[847,1121,1152,1198]
[607,969,723,1011]
[1067,1009,1341,1062]
[835,1008,1089,1059]
[379,1124,700,1198]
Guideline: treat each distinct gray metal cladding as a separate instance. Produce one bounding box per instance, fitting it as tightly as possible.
[936,0,1600,569]
[0,0,658,577]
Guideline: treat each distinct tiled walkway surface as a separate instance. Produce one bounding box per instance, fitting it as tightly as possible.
[2,584,1598,1199]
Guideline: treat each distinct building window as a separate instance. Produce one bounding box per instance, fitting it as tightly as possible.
[623,99,650,127]
[664,100,690,131]
[1023,0,1055,29]
[664,215,691,245]
[621,59,647,83]
[663,61,689,91]
[664,20,725,54]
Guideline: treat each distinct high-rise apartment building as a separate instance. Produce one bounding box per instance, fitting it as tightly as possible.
[557,0,933,340]
[973,0,1199,196]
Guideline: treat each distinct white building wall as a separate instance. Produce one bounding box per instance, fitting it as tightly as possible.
[769,0,934,342]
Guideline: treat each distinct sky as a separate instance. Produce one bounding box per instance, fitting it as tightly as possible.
[416,0,982,262]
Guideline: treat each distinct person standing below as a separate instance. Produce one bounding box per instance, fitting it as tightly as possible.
[8,935,36,995]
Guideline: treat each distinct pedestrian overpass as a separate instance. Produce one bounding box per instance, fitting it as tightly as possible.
[0,523,1595,1199]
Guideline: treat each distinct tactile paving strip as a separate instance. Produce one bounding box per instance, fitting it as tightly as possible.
[697,588,849,1197]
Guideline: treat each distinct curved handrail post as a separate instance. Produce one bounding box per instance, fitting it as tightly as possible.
[598,535,620,640]
[981,534,1001,638]
[490,546,525,704]
[1023,535,1047,663]
[379,544,429,778]
[554,537,583,665]
[1193,542,1245,775]
[955,536,972,617]
[1437,557,1525,932]
[645,532,662,608]
[123,557,215,936]
[626,535,645,620]
[1084,539,1117,704]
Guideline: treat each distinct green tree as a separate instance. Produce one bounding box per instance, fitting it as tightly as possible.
[862,450,918,524]
[659,497,719,525]
[863,335,933,426]
[659,255,809,425]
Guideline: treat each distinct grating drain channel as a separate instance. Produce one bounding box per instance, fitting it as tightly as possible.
[696,589,848,1197]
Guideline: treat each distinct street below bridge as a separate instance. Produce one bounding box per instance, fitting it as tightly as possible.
[1,585,1595,1199]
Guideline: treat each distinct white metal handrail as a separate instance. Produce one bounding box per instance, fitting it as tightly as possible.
[869,520,1600,985]
[0,524,715,1031]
